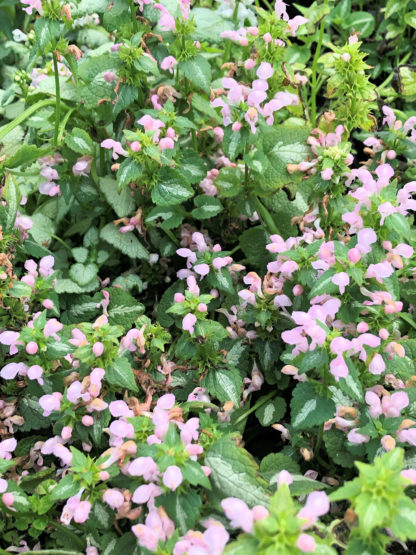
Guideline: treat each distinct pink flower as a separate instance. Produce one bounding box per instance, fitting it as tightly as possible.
[332,272,349,294]
[109,400,133,418]
[368,353,385,375]
[0,362,27,380]
[92,342,104,357]
[103,489,124,510]
[365,261,394,283]
[276,469,293,488]
[20,0,42,15]
[182,313,197,334]
[0,331,22,355]
[321,168,333,180]
[154,3,176,31]
[160,56,178,74]
[0,438,17,460]
[163,465,183,491]
[132,483,162,505]
[44,318,63,340]
[287,15,308,36]
[297,491,330,528]
[2,492,14,507]
[39,392,62,417]
[159,137,175,150]
[347,428,370,444]
[382,391,409,417]
[101,139,128,160]
[27,365,43,385]
[74,500,91,524]
[129,457,160,481]
[330,355,349,381]
[221,498,253,533]
[297,534,316,552]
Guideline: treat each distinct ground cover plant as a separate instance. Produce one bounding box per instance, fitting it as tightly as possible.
[1,0,416,553]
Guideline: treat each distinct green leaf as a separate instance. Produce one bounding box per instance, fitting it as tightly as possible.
[72,246,89,264]
[8,281,32,298]
[107,287,144,329]
[259,125,310,191]
[308,268,338,298]
[192,195,223,219]
[260,453,300,482]
[152,167,193,206]
[398,66,416,98]
[99,176,135,218]
[338,358,364,402]
[288,474,330,496]
[192,7,234,42]
[324,427,355,468]
[214,166,243,197]
[116,158,142,189]
[180,149,207,184]
[34,18,60,52]
[256,397,286,426]
[385,0,403,19]
[50,475,81,501]
[100,223,149,260]
[4,144,45,169]
[69,263,98,286]
[205,436,270,507]
[158,490,201,535]
[0,173,20,233]
[180,55,212,94]
[191,93,222,123]
[207,268,235,295]
[202,366,243,405]
[384,212,411,237]
[30,213,56,245]
[405,10,416,29]
[330,0,351,22]
[343,12,375,37]
[146,205,185,231]
[55,278,100,294]
[298,349,328,375]
[65,127,93,154]
[222,126,248,161]
[181,460,211,488]
[106,357,138,392]
[19,396,50,432]
[291,382,335,430]
[239,226,271,268]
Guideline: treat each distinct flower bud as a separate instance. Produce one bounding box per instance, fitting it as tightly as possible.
[2,493,14,506]
[348,248,361,263]
[92,342,104,357]
[26,341,38,355]
[82,415,94,427]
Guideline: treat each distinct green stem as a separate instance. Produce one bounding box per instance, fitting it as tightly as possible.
[310,12,326,127]
[191,128,198,151]
[254,197,280,235]
[377,51,412,93]
[52,234,72,252]
[229,244,241,256]
[0,99,58,142]
[53,51,61,148]
[164,228,179,246]
[57,107,75,145]
[235,390,276,425]
[130,0,138,32]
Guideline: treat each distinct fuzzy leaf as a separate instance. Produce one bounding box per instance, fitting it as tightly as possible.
[205,436,270,507]
[100,223,149,260]
[106,357,138,392]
